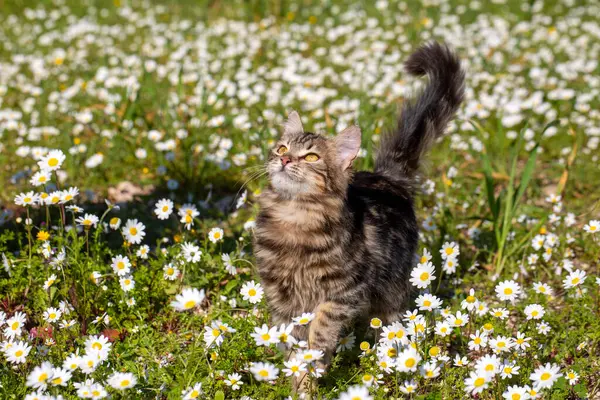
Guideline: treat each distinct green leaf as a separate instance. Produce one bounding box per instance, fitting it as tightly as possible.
[512,143,539,215]
[214,390,225,400]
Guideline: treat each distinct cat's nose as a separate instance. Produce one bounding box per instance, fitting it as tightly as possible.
[280,156,292,166]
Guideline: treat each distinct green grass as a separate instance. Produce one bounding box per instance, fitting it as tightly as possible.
[0,0,600,399]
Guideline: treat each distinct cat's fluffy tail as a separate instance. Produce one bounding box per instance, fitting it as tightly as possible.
[375,41,465,184]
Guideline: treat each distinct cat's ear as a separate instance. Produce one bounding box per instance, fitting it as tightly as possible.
[334,125,361,170]
[282,111,304,137]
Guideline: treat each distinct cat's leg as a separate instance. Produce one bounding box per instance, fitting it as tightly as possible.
[308,301,356,369]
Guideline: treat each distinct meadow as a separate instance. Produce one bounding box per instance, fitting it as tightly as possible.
[1,0,600,398]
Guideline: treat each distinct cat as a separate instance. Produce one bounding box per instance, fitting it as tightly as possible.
[254,41,464,384]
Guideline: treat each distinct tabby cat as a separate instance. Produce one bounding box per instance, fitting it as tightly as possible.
[254,42,465,376]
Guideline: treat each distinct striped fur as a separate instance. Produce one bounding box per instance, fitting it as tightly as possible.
[255,42,464,378]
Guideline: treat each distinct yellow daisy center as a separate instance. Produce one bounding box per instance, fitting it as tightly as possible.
[541,372,551,381]
[184,300,196,309]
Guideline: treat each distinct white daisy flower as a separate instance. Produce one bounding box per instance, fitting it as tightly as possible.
[107,372,137,390]
[37,149,66,171]
[409,261,436,289]
[122,219,146,244]
[240,280,263,304]
[249,361,279,382]
[154,198,174,220]
[208,227,224,243]
[171,288,206,311]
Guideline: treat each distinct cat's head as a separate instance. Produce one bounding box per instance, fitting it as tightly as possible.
[266,111,361,198]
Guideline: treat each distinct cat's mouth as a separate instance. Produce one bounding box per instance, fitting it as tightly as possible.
[275,167,302,182]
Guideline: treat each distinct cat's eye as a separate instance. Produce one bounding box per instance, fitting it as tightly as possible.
[304,153,319,162]
[276,145,288,155]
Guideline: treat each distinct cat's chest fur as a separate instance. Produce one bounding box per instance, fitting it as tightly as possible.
[254,192,349,319]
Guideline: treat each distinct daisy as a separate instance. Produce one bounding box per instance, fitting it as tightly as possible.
[524,304,545,320]
[50,367,72,386]
[464,370,492,395]
[60,319,77,329]
[537,321,551,334]
[461,288,479,311]
[442,257,458,274]
[454,355,469,367]
[26,361,54,390]
[107,372,137,390]
[417,248,432,264]
[249,362,279,382]
[338,385,373,400]
[208,227,224,243]
[136,245,149,259]
[221,253,237,275]
[468,331,488,351]
[380,322,408,344]
[583,219,599,233]
[76,213,99,228]
[446,311,469,327]
[79,355,100,374]
[495,280,522,302]
[30,170,52,187]
[85,335,112,358]
[38,150,66,171]
[4,340,32,364]
[396,348,421,372]
[224,373,243,390]
[416,293,442,311]
[370,318,383,329]
[240,280,263,304]
[119,276,135,292]
[63,354,80,371]
[122,219,145,244]
[533,282,553,296]
[475,354,500,376]
[440,241,459,260]
[66,205,83,213]
[154,199,174,220]
[514,332,531,351]
[283,358,307,377]
[337,332,356,352]
[566,370,579,385]
[89,384,108,399]
[530,362,562,389]
[500,362,520,379]
[563,269,586,289]
[298,349,324,363]
[434,321,452,337]
[14,192,39,206]
[43,307,62,323]
[276,323,297,346]
[409,261,436,289]
[399,380,418,394]
[109,217,121,229]
[171,288,206,311]
[182,383,203,399]
[251,324,279,346]
[5,312,27,339]
[490,307,509,320]
[203,324,224,348]
[163,263,179,280]
[489,335,513,353]
[293,312,315,326]
[111,255,131,276]
[502,385,530,400]
[61,187,79,203]
[181,242,202,263]
[421,361,440,379]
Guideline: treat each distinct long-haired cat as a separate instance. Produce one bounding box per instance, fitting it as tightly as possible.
[254,42,465,382]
